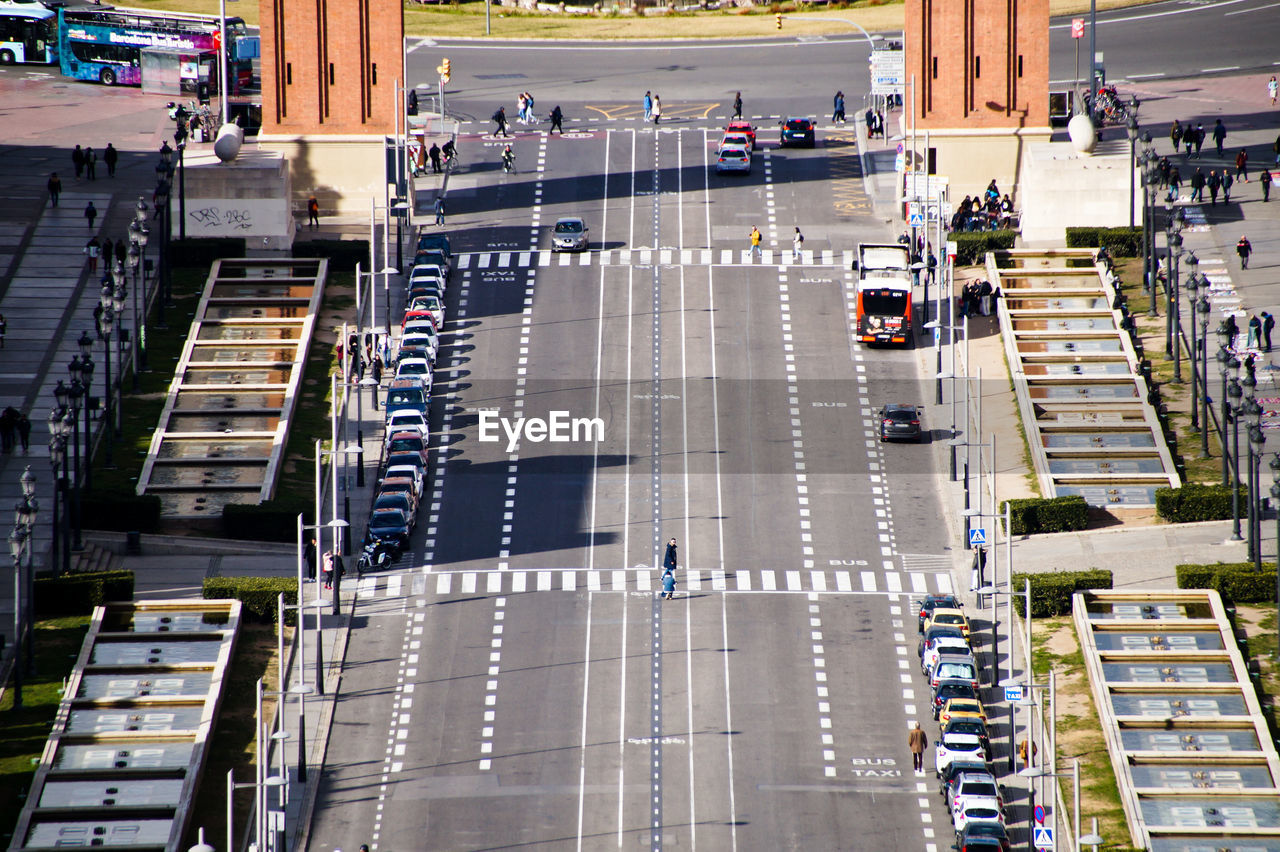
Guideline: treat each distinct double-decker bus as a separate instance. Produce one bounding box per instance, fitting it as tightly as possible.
[0,5,57,65]
[57,7,244,86]
[854,243,914,346]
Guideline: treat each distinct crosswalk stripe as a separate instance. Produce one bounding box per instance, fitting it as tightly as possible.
[836,571,852,592]
[588,571,601,591]
[462,572,477,594]
[436,573,451,594]
[761,570,777,591]
[513,571,527,592]
[538,250,551,266]
[936,573,952,593]
[558,252,570,266]
[637,570,651,591]
[387,574,402,598]
[712,570,727,591]
[620,249,632,265]
[563,570,576,590]
[487,572,502,593]
[579,251,591,266]
[810,571,826,592]
[736,569,751,590]
[357,576,377,597]
[861,571,877,592]
[911,573,927,593]
[721,249,733,265]
[786,570,802,591]
[886,573,902,593]
[538,571,551,591]
[687,569,702,591]
[497,251,511,268]
[612,569,626,591]
[457,254,472,269]
[478,252,491,267]
[517,251,530,267]
[681,249,693,265]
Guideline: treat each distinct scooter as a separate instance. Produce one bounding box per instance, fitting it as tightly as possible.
[357,538,399,575]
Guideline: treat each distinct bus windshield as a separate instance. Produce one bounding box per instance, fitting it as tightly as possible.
[0,7,56,65]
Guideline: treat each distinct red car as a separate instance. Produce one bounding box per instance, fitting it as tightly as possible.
[726,119,756,150]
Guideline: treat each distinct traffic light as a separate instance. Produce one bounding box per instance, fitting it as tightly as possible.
[441,57,451,83]
[776,13,782,29]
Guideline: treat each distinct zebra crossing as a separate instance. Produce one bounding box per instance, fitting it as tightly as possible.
[455,248,856,271]
[347,565,954,599]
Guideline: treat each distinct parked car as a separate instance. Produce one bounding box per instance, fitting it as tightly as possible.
[385,430,429,462]
[386,452,429,485]
[378,476,421,512]
[726,119,756,149]
[916,594,962,632]
[939,759,990,799]
[942,718,992,761]
[415,233,451,259]
[552,217,589,252]
[383,466,424,500]
[935,733,987,777]
[373,492,416,530]
[386,408,429,438]
[932,680,980,720]
[938,696,987,726]
[878,402,923,442]
[718,132,752,154]
[386,380,429,419]
[413,249,450,275]
[952,798,1004,835]
[393,357,433,392]
[930,654,979,691]
[956,820,1010,852]
[919,624,967,660]
[779,116,816,147]
[921,635,972,675]
[366,508,411,552]
[924,606,971,639]
[407,294,445,328]
[949,772,1003,817]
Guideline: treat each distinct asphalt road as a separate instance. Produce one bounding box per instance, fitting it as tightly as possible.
[308,119,966,851]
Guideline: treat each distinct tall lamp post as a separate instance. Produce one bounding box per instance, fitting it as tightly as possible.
[1218,338,1241,486]
[7,525,26,708]
[16,466,37,674]
[1165,211,1184,374]
[1185,254,1201,429]
[1126,108,1139,228]
[1270,454,1280,660]
[47,429,64,577]
[77,331,94,490]
[1227,376,1244,541]
[96,298,116,466]
[1247,421,1265,571]
[128,216,150,380]
[1196,293,1211,458]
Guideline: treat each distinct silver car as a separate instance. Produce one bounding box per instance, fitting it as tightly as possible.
[716,145,751,174]
[552,217,589,252]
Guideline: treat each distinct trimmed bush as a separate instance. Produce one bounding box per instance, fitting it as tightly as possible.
[168,237,246,268]
[222,499,314,542]
[1156,483,1245,523]
[203,576,300,625]
[81,493,163,533]
[1065,226,1141,257]
[292,239,370,273]
[34,570,135,616]
[1011,569,1113,617]
[953,230,1017,266]
[1001,496,1089,536]
[1176,561,1277,603]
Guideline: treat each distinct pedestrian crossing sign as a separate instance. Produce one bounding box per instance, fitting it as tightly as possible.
[968,528,987,547]
[908,212,925,228]
[1033,826,1053,848]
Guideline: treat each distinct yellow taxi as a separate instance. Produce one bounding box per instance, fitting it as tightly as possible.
[925,607,971,639]
[938,696,987,726]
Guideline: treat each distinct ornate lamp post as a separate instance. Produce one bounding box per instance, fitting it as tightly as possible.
[1247,420,1265,571]
[67,379,84,552]
[1197,294,1212,458]
[1227,376,1244,542]
[16,466,37,674]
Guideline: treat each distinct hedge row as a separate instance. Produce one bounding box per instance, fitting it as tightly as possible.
[1176,562,1277,603]
[1156,483,1246,523]
[81,493,163,533]
[203,576,300,625]
[1010,569,1113,617]
[953,230,1018,266]
[34,570,135,616]
[1001,496,1090,536]
[292,239,370,273]
[1064,226,1142,257]
[168,238,246,268]
[222,500,315,542]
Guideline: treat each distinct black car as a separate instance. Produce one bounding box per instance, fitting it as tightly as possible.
[415,233,452,259]
[943,717,992,760]
[932,679,979,719]
[916,593,962,632]
[373,492,416,529]
[956,820,1010,852]
[879,403,923,442]
[779,116,816,148]
[366,508,411,552]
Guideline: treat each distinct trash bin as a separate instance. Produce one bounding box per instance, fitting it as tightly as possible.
[126,531,142,555]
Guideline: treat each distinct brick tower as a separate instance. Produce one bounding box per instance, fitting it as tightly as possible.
[902,0,1051,203]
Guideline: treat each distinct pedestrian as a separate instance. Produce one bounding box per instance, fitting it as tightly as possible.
[516,92,528,124]
[1018,738,1038,767]
[643,90,652,122]
[307,195,319,229]
[84,145,96,180]
[663,537,678,571]
[1223,169,1233,203]
[114,238,126,267]
[103,142,118,177]
[908,722,928,772]
[1263,311,1275,352]
[47,172,61,207]
[1212,119,1227,157]
[16,413,30,453]
[651,94,661,125]
[434,196,445,227]
[979,280,994,316]
[371,352,383,383]
[1263,168,1272,202]
[832,90,845,124]
[1237,235,1253,269]
[1271,76,1279,106]
[865,107,876,138]
[1248,314,1262,349]
[72,144,85,180]
[1170,119,1183,153]
[0,408,14,453]
[661,567,676,600]
[429,142,441,174]
[792,226,804,260]
[1185,125,1195,158]
[492,106,509,137]
[1225,313,1240,348]
[85,237,101,272]
[322,550,334,589]
[523,91,535,123]
[1167,165,1182,202]
[304,536,317,581]
[549,104,563,135]
[407,89,418,116]
[1236,148,1249,182]
[84,201,97,230]
[1192,124,1204,158]
[1190,168,1205,202]
[749,225,762,259]
[732,91,742,120]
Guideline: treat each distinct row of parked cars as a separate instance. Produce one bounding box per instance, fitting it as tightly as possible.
[359,231,453,571]
[915,594,1011,852]
[713,116,818,174]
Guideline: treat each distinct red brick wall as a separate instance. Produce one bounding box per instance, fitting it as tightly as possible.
[260,0,403,134]
[905,0,1049,130]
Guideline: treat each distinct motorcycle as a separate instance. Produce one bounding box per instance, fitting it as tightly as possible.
[502,148,514,174]
[357,537,399,575]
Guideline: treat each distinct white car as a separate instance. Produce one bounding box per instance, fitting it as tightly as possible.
[407,294,445,328]
[952,797,1004,835]
[394,357,433,393]
[385,408,429,438]
[948,772,1003,818]
[718,133,752,154]
[409,265,448,287]
[400,334,438,364]
[383,465,425,499]
[715,145,751,174]
[935,732,986,778]
[921,635,972,675]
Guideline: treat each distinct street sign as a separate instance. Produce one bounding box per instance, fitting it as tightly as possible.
[1034,805,1046,824]
[968,528,987,547]
[1033,826,1054,849]
[870,48,905,96]
[1071,17,1084,39]
[1004,685,1024,702]
[908,212,925,228]
[946,240,958,262]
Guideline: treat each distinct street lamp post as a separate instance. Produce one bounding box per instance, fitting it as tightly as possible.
[1228,376,1244,541]
[1197,294,1212,458]
[48,430,63,577]
[97,286,116,463]
[1126,110,1139,228]
[7,525,25,708]
[77,331,94,490]
[111,279,127,426]
[1271,454,1280,660]
[1185,254,1200,429]
[1165,212,1184,374]
[1218,339,1241,486]
[1248,422,1265,571]
[17,466,37,675]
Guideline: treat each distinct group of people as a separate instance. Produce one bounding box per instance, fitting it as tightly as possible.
[303,537,346,589]
[950,180,1014,233]
[84,236,129,273]
[71,143,119,182]
[642,91,663,124]
[959,279,999,318]
[0,407,32,454]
